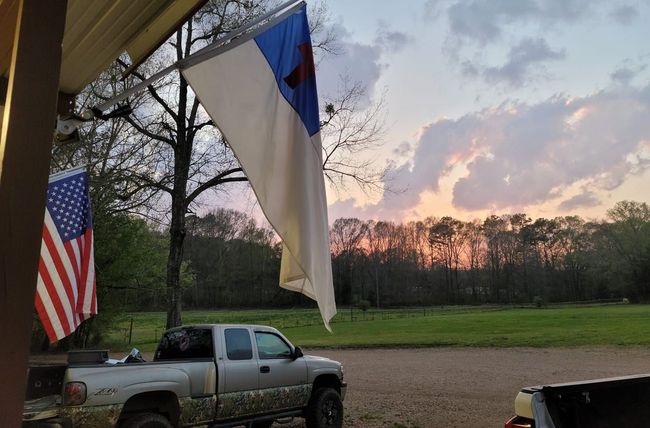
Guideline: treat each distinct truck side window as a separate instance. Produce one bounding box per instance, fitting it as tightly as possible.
[225,328,253,360]
[154,327,214,360]
[255,332,291,359]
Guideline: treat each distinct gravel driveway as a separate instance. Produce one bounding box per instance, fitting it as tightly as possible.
[295,347,650,427]
[35,347,650,427]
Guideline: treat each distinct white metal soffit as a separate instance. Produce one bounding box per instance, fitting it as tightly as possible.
[0,0,206,95]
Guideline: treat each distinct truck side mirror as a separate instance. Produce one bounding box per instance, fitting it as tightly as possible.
[292,346,303,359]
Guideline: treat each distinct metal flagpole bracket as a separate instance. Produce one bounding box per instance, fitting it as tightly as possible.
[54,104,132,145]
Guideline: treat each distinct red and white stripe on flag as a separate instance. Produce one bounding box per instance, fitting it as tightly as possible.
[35,168,97,343]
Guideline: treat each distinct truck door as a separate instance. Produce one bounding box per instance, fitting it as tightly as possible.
[254,331,309,412]
[217,327,260,419]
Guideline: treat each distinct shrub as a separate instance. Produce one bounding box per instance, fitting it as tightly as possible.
[533,296,546,308]
[357,299,371,312]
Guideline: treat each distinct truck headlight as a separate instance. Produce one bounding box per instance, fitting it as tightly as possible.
[64,382,86,405]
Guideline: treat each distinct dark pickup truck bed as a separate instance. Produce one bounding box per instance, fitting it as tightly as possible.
[508,374,650,428]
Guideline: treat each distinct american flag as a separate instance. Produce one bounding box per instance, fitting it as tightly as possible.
[35,168,97,343]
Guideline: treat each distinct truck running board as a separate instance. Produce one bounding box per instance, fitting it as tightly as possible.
[208,409,303,428]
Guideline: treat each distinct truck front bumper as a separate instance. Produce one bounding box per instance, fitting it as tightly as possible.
[340,381,347,401]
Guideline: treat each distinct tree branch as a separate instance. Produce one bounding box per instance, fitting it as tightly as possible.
[185,167,246,206]
[116,58,179,122]
[124,115,175,147]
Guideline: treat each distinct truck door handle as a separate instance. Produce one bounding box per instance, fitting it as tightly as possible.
[260,366,270,373]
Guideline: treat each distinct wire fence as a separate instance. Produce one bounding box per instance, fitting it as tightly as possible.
[116,306,482,345]
[114,299,629,346]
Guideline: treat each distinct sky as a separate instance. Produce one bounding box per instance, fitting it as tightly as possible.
[218,0,650,224]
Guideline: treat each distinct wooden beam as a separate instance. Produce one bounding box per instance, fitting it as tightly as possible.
[57,91,75,115]
[0,0,67,426]
[0,0,19,78]
[123,0,208,77]
[0,75,7,103]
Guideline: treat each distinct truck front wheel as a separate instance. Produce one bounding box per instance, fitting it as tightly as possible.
[122,412,173,428]
[305,387,343,428]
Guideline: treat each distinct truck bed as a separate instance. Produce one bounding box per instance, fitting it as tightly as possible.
[519,374,650,427]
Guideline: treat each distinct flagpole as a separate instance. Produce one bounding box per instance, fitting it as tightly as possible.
[92,63,178,114]
[48,165,87,183]
[90,0,303,116]
[180,1,305,70]
[187,0,304,62]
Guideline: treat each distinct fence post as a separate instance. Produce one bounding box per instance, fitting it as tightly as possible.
[128,317,133,345]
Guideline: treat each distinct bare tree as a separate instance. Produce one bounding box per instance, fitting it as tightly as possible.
[428,217,466,303]
[330,218,368,257]
[320,81,387,194]
[463,220,485,302]
[52,63,169,223]
[330,218,368,304]
[74,0,389,328]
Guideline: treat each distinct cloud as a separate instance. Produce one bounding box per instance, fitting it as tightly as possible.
[316,21,410,105]
[611,67,638,85]
[610,61,647,85]
[316,31,384,106]
[373,84,650,214]
[328,198,374,222]
[609,4,639,25]
[392,141,413,157]
[429,0,620,86]
[443,0,599,45]
[446,0,536,44]
[467,38,565,87]
[375,23,414,53]
[558,192,602,211]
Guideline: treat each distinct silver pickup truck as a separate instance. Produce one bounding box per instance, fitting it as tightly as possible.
[23,324,346,428]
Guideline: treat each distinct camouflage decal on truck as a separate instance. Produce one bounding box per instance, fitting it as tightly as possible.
[60,404,122,428]
[179,395,217,425]
[217,384,311,420]
[259,384,312,411]
[217,389,264,419]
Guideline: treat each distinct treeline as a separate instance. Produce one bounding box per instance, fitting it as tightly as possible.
[37,200,647,349]
[92,209,306,316]
[96,201,650,313]
[330,201,650,307]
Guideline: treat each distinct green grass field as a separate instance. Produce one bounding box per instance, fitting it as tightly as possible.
[106,304,650,352]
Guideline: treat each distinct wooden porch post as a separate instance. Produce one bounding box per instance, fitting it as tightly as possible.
[0,0,67,425]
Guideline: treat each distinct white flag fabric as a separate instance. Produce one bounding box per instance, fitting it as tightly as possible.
[182,4,336,329]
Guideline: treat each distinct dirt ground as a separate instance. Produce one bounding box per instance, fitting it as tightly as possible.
[290,347,650,427]
[34,347,650,427]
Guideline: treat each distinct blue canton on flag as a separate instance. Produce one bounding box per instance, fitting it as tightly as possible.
[47,173,92,241]
[254,5,320,136]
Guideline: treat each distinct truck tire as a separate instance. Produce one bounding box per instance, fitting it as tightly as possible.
[122,412,173,428]
[305,387,343,428]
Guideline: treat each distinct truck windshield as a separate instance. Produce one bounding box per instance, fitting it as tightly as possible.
[154,327,214,360]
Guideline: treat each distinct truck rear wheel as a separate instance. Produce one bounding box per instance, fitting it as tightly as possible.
[122,412,173,428]
[305,387,343,428]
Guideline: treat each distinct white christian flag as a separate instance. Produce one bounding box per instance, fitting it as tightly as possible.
[36,168,97,342]
[182,4,336,329]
